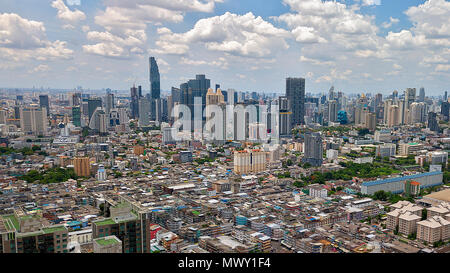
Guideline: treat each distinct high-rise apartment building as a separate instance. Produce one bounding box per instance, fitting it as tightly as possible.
[234,150,267,175]
[328,100,338,123]
[286,77,305,126]
[105,92,115,115]
[20,107,48,136]
[92,199,152,253]
[303,132,323,167]
[73,157,90,177]
[138,98,150,127]
[0,210,69,253]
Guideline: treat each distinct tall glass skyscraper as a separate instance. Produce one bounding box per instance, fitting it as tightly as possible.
[39,95,50,116]
[286,77,305,126]
[149,57,160,100]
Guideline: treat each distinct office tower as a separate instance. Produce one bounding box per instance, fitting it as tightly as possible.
[73,157,90,177]
[286,77,305,126]
[180,74,211,130]
[278,96,291,136]
[171,87,181,104]
[149,57,160,121]
[39,95,50,116]
[303,132,323,167]
[138,98,151,127]
[88,97,102,122]
[0,210,69,253]
[130,85,139,119]
[20,107,48,136]
[149,57,160,100]
[418,87,425,102]
[89,108,107,133]
[428,112,440,133]
[215,84,220,92]
[445,91,448,102]
[105,92,115,115]
[442,101,449,121]
[328,100,338,122]
[72,107,81,127]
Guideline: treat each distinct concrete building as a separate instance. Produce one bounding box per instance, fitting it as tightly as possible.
[361,172,443,195]
[73,157,91,177]
[303,132,323,167]
[417,216,450,244]
[386,201,422,234]
[93,235,122,253]
[399,143,424,156]
[20,107,48,136]
[234,150,267,175]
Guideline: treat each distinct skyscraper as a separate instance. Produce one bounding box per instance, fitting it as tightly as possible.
[303,132,323,167]
[149,57,160,100]
[442,101,449,121]
[418,87,425,102]
[88,98,102,122]
[286,77,305,126]
[427,112,439,133]
[328,100,338,123]
[39,95,50,116]
[278,96,291,136]
[105,91,115,115]
[180,75,211,130]
[149,57,161,121]
[130,85,139,119]
[20,107,48,136]
[138,98,150,127]
[72,107,81,127]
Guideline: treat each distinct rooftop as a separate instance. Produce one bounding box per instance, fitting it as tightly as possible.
[362,172,443,187]
[94,218,116,226]
[95,237,120,246]
[42,225,67,234]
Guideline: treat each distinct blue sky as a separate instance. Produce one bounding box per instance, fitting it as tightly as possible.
[0,0,449,96]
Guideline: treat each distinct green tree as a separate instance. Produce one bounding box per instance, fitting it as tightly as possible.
[421,208,428,220]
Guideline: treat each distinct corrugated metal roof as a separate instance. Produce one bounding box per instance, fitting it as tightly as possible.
[362,172,442,187]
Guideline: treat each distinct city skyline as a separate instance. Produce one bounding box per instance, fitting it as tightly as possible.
[0,0,449,95]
